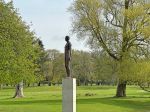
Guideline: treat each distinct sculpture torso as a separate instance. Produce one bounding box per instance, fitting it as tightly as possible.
[65,41,71,60]
[65,41,71,77]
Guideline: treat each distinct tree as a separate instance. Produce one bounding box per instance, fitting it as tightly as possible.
[46,49,65,85]
[72,50,94,86]
[0,1,41,98]
[91,50,118,85]
[69,0,150,97]
[35,38,47,86]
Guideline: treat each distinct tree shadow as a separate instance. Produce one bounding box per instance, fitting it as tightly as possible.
[0,96,149,111]
[77,97,150,111]
[0,99,61,105]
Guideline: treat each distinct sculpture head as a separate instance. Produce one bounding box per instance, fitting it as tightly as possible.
[65,36,70,42]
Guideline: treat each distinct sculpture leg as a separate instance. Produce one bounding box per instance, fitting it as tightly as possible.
[65,61,71,77]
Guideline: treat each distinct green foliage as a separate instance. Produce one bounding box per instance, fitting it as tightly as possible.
[0,1,41,84]
[45,49,65,84]
[34,39,48,83]
[131,60,150,84]
[69,0,150,85]
[72,50,94,85]
[92,50,118,84]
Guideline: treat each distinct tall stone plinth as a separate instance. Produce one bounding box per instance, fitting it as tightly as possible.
[62,78,76,112]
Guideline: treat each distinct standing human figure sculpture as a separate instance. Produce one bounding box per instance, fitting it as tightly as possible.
[65,36,72,77]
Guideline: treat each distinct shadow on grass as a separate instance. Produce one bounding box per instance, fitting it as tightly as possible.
[0,96,149,111]
[0,99,61,105]
[78,86,115,90]
[77,97,150,111]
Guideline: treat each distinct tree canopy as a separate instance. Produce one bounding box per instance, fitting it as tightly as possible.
[0,1,41,85]
[69,0,150,97]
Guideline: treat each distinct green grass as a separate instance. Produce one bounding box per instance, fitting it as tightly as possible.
[0,86,149,112]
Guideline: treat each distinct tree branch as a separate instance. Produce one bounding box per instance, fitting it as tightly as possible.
[105,14,123,28]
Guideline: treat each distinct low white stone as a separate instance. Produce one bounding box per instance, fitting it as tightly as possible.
[62,78,76,112]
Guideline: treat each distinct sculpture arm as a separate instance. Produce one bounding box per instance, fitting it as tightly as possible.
[68,42,72,61]
[70,49,72,60]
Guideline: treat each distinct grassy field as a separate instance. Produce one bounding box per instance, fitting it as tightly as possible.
[0,86,149,112]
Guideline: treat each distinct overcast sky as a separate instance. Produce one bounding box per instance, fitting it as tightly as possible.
[5,0,89,52]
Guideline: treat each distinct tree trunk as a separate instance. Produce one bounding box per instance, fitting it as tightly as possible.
[13,81,24,98]
[27,83,30,87]
[96,81,100,85]
[48,82,51,86]
[77,80,80,86]
[116,81,127,97]
[38,82,41,86]
[90,81,93,86]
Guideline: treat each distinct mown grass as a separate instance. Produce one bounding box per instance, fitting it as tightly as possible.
[0,86,149,112]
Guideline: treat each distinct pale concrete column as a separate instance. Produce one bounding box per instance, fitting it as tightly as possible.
[62,78,76,112]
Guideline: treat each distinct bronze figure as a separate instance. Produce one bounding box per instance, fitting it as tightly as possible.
[64,36,72,77]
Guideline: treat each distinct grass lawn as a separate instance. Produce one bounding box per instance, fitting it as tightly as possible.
[0,86,149,112]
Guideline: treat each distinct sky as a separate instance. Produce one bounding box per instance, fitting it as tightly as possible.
[5,0,89,52]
